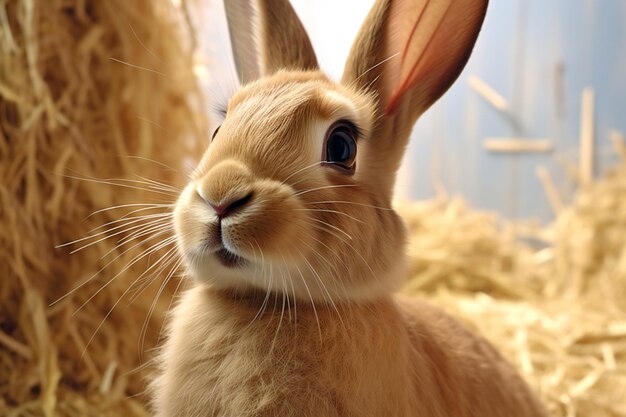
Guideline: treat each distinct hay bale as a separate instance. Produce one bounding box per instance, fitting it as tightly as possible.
[401,157,626,417]
[0,0,206,415]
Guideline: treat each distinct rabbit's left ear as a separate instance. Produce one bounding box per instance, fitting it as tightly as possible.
[341,0,487,200]
[224,0,318,84]
[343,0,487,127]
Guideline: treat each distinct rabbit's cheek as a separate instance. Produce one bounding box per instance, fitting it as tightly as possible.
[222,188,313,263]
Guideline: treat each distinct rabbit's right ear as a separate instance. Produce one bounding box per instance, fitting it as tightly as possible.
[224,0,318,84]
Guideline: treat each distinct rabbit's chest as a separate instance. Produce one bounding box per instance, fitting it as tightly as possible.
[151,286,417,417]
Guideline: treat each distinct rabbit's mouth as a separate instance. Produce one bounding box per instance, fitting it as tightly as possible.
[215,247,246,268]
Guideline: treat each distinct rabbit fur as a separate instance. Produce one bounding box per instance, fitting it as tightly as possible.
[151,0,547,416]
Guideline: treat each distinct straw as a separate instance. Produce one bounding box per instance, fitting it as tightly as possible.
[1,0,207,415]
[400,156,626,417]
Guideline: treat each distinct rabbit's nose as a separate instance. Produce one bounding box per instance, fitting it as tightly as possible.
[208,192,253,219]
[195,159,254,218]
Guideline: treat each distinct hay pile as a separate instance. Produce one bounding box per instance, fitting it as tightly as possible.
[400,148,626,417]
[0,0,206,415]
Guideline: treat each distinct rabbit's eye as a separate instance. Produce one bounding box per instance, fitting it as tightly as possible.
[324,122,357,173]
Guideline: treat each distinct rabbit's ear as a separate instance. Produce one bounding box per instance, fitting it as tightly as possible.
[224,1,261,84]
[343,0,487,129]
[341,0,487,200]
[224,0,318,84]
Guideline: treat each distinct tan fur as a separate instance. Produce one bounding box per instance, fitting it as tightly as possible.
[175,72,405,300]
[153,288,545,417]
[151,0,547,415]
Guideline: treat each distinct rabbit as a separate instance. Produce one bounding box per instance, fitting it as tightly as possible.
[150,0,548,416]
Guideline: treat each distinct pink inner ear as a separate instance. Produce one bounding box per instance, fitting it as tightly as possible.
[386,0,450,115]
[400,2,428,64]
[384,0,481,116]
[387,26,446,115]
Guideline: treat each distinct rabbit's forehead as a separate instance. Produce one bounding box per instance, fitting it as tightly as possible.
[196,73,375,177]
[228,74,374,134]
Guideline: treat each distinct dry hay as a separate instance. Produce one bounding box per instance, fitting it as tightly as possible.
[0,0,206,416]
[400,150,626,417]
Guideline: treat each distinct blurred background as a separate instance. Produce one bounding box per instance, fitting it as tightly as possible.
[198,0,626,222]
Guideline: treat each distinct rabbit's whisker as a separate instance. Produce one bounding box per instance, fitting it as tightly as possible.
[105,222,174,257]
[263,261,275,325]
[66,215,172,254]
[155,271,186,347]
[297,238,345,328]
[310,241,349,308]
[349,52,400,87]
[362,72,384,98]
[88,211,172,236]
[268,280,287,355]
[251,214,360,289]
[294,225,352,303]
[127,248,178,304]
[50,227,174,307]
[128,242,179,303]
[277,262,291,323]
[330,232,377,281]
[128,23,164,63]
[248,238,260,286]
[293,183,358,197]
[122,155,181,174]
[61,174,179,197]
[309,217,353,240]
[81,244,179,358]
[58,213,170,248]
[109,177,180,194]
[115,206,173,221]
[100,227,174,268]
[139,255,185,359]
[287,217,377,283]
[117,234,181,309]
[279,250,298,327]
[294,252,321,341]
[74,235,178,316]
[306,200,393,211]
[124,388,149,402]
[259,256,274,325]
[281,161,322,185]
[133,175,181,192]
[137,116,170,133]
[281,269,291,323]
[309,227,344,249]
[109,57,168,77]
[87,203,174,219]
[277,208,364,224]
[245,239,270,329]
[85,203,175,223]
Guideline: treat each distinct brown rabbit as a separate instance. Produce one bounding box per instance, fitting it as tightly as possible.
[151,0,547,416]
